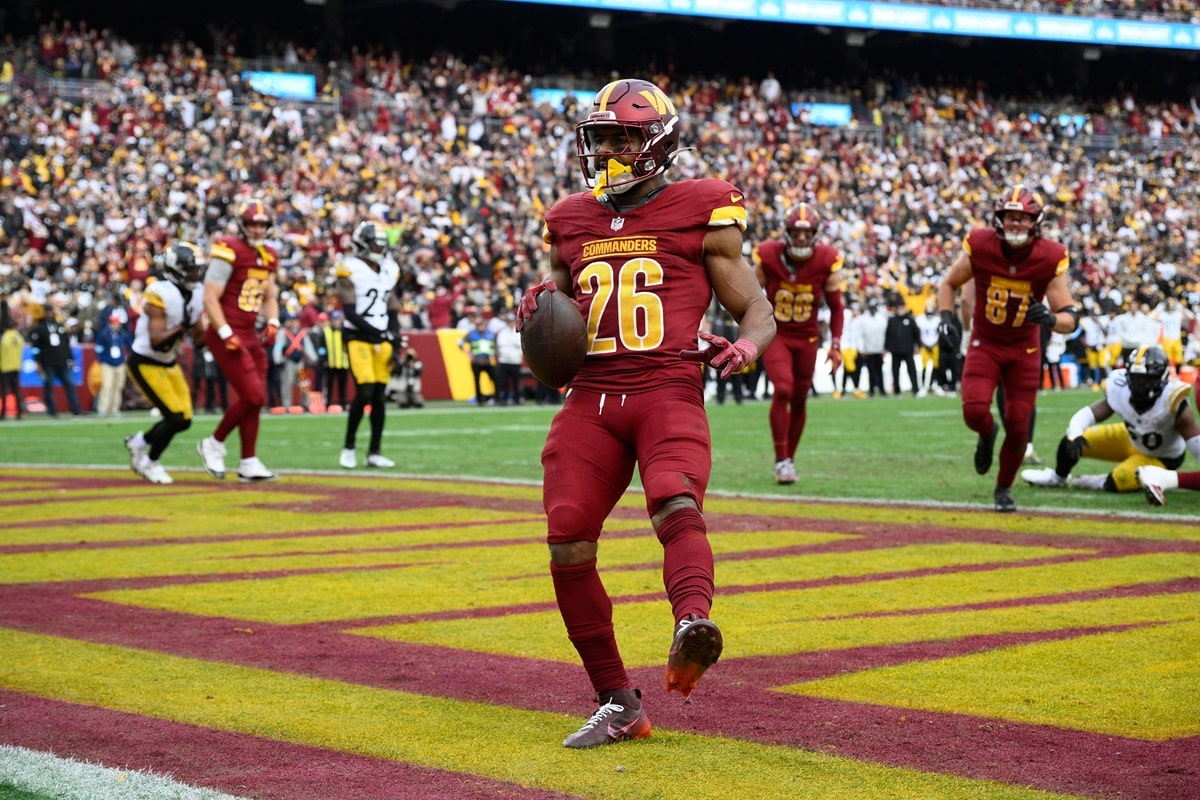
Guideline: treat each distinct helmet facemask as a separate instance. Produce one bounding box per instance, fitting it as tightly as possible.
[1126,345,1169,413]
[237,200,273,247]
[784,203,822,260]
[999,211,1036,248]
[992,187,1044,249]
[787,227,816,261]
[163,243,203,290]
[576,79,680,201]
[351,222,389,262]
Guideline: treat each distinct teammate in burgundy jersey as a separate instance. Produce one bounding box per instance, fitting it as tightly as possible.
[754,202,845,485]
[936,187,1080,512]
[517,78,775,748]
[197,198,282,483]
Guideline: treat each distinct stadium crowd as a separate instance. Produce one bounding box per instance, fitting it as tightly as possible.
[1,13,1198,400]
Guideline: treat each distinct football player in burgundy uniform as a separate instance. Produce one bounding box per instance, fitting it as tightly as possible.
[937,187,1080,512]
[754,203,845,485]
[197,198,282,483]
[517,78,775,748]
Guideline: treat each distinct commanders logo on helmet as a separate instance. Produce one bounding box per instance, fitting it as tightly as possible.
[576,78,680,196]
[785,203,822,261]
[350,221,388,261]
[236,199,273,245]
[163,242,203,289]
[1126,344,1170,412]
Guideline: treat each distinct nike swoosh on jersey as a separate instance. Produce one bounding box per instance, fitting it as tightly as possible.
[1026,347,1038,354]
[731,193,743,203]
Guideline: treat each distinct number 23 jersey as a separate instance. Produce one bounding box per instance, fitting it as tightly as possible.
[333,255,401,337]
[543,178,747,394]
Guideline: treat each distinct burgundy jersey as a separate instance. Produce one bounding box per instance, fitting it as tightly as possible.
[543,178,747,394]
[209,236,280,335]
[755,240,842,341]
[964,228,1069,347]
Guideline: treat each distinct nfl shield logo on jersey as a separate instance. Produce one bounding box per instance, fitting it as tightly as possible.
[611,217,625,232]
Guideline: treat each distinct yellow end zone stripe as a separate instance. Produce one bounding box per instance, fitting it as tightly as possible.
[0,628,1076,800]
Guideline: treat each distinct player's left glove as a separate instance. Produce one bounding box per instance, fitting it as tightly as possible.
[680,332,758,380]
[1064,436,1089,461]
[1025,301,1056,331]
[827,339,843,374]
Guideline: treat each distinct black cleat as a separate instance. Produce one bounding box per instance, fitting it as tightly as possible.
[994,486,1016,513]
[974,426,998,475]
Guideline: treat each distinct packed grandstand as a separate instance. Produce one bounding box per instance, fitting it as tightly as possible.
[1,0,1197,342]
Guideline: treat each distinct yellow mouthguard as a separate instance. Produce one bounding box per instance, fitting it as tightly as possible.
[593,159,633,199]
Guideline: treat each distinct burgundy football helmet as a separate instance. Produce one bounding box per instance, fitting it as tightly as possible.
[236,199,273,246]
[576,78,680,196]
[785,203,822,260]
[992,186,1044,247]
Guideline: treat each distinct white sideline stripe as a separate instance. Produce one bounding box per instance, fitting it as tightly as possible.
[0,745,250,800]
[4,462,1194,522]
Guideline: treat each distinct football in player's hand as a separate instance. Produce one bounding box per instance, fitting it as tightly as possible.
[520,289,587,388]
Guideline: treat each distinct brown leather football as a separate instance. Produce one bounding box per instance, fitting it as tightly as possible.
[520,290,587,388]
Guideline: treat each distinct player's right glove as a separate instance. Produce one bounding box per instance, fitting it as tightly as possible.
[936,310,961,353]
[515,280,557,333]
[217,324,242,352]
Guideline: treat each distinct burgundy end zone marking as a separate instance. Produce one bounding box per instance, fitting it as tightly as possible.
[0,690,578,800]
[2,470,1197,800]
[2,584,1196,800]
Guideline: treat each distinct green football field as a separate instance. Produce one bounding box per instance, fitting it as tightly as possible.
[1,386,1196,515]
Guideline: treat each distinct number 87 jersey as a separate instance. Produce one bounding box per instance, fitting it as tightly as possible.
[543,177,746,394]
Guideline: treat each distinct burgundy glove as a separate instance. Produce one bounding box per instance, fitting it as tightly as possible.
[224,333,243,352]
[827,340,843,374]
[261,319,280,347]
[680,332,758,379]
[515,280,557,333]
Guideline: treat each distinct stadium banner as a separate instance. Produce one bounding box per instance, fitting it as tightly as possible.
[496,0,1200,50]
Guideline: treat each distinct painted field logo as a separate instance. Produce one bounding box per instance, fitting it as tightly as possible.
[0,468,1195,800]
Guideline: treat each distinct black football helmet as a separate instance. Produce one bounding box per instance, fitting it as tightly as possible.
[162,242,203,290]
[350,221,388,261]
[576,78,680,196]
[1126,344,1170,412]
